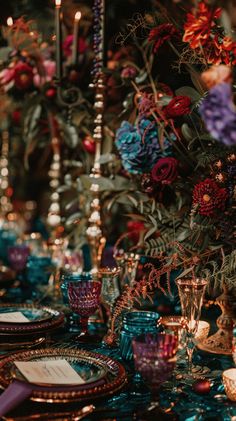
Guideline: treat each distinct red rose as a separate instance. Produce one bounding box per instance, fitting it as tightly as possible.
[13,62,34,90]
[151,157,178,185]
[192,178,228,216]
[163,96,191,119]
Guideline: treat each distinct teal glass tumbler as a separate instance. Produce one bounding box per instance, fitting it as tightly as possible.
[26,255,52,285]
[119,311,161,361]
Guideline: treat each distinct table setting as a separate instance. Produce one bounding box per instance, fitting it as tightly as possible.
[0,258,235,421]
[0,0,235,419]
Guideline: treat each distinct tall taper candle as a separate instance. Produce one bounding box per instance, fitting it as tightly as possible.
[72,11,81,65]
[55,0,62,81]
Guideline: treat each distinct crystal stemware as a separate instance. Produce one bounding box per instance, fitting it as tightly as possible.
[132,332,177,414]
[60,271,93,332]
[67,280,101,340]
[99,267,121,325]
[175,278,208,377]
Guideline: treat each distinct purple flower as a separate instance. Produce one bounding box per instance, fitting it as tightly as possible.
[200,82,236,146]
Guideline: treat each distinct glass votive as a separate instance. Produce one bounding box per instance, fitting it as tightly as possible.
[22,232,44,255]
[160,315,186,349]
[7,244,30,272]
[195,320,210,341]
[0,229,17,263]
[26,255,53,285]
[119,310,161,361]
[222,368,236,401]
[132,332,178,390]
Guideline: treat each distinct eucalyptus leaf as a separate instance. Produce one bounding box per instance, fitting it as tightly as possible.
[65,212,81,226]
[135,71,148,84]
[177,229,190,242]
[80,175,115,191]
[181,123,195,142]
[175,86,202,102]
[65,198,78,211]
[0,47,12,61]
[62,123,79,148]
[99,153,114,164]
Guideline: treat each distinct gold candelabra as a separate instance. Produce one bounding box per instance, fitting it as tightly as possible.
[86,0,106,273]
[0,128,13,218]
[47,136,62,235]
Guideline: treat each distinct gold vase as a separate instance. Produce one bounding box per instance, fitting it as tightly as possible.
[198,285,235,355]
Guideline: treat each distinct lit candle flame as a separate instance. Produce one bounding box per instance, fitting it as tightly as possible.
[75,11,81,21]
[55,0,61,7]
[7,17,13,27]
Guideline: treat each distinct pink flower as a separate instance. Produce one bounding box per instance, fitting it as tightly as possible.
[33,60,56,87]
[62,35,87,58]
[0,67,15,91]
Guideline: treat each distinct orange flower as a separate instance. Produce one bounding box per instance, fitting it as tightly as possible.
[207,36,236,65]
[201,64,233,89]
[183,1,221,49]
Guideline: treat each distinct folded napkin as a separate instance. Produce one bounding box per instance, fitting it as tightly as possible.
[0,380,33,416]
[0,377,106,416]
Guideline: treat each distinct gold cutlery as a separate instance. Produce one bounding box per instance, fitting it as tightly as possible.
[2,404,95,420]
[0,336,46,351]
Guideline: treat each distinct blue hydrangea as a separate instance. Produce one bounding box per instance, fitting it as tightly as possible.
[115,118,173,174]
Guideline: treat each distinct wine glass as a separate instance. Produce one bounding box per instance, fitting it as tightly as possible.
[175,278,208,377]
[99,267,121,325]
[60,271,93,332]
[67,280,101,340]
[132,332,177,414]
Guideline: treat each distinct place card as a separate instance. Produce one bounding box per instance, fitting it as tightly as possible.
[14,359,86,385]
[0,312,30,323]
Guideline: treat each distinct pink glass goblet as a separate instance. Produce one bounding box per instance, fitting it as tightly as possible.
[67,280,101,339]
[132,333,177,391]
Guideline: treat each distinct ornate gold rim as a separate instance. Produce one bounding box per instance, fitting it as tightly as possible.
[0,304,64,333]
[0,348,127,403]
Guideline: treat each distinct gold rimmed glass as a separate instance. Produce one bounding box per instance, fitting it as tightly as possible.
[176,278,208,376]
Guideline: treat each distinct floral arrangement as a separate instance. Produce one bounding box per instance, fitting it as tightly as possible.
[102,0,236,312]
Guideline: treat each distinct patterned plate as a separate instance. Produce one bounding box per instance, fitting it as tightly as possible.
[0,305,53,324]
[0,348,127,403]
[0,304,64,335]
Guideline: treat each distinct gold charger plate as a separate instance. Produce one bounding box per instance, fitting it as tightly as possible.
[0,348,127,403]
[0,304,64,336]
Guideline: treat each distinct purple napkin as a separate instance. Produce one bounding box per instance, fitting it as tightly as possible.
[0,377,106,416]
[0,380,33,416]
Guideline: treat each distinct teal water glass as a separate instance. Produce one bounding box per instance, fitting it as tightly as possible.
[0,228,17,264]
[119,311,161,361]
[26,255,53,285]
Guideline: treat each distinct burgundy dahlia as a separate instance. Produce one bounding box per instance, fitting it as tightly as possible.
[148,23,178,53]
[192,178,228,216]
[151,157,178,185]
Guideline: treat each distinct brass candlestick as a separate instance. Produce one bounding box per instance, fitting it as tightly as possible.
[86,0,106,273]
[47,136,62,234]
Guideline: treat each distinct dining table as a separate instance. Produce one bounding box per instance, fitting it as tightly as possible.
[0,280,235,421]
